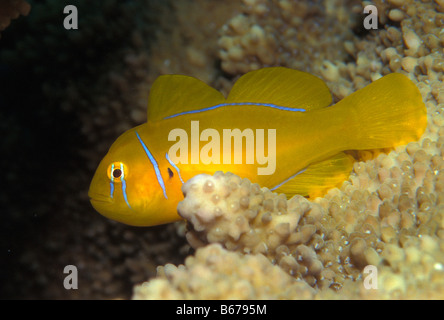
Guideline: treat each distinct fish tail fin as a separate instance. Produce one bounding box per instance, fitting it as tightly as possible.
[337,73,427,150]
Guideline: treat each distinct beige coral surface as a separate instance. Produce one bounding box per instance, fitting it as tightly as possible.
[133,0,444,299]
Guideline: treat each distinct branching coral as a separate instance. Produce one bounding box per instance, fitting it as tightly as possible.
[178,172,328,287]
[218,0,361,75]
[173,144,444,298]
[133,244,315,299]
[316,0,444,100]
[0,0,30,38]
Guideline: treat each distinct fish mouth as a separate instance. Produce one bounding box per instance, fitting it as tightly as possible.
[88,191,112,204]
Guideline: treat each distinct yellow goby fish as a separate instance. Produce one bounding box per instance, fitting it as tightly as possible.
[88,67,427,226]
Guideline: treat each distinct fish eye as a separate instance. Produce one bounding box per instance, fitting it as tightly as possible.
[112,168,122,179]
[107,162,127,182]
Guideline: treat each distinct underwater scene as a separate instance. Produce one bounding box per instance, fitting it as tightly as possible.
[0,0,443,300]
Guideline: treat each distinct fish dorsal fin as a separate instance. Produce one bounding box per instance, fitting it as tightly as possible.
[226,67,332,111]
[147,74,226,122]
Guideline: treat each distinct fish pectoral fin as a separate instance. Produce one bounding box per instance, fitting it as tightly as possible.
[147,74,226,122]
[273,152,354,199]
[226,67,332,111]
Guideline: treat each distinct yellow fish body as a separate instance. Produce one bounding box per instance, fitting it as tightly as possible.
[88,67,427,226]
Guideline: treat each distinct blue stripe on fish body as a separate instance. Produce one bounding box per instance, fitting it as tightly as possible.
[135,131,168,199]
[163,102,306,119]
[165,152,184,184]
[271,168,307,191]
[110,163,115,199]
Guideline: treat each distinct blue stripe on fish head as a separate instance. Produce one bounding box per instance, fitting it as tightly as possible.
[135,131,168,199]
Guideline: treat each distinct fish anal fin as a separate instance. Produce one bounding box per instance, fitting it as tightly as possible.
[226,67,332,111]
[147,75,226,122]
[274,152,354,199]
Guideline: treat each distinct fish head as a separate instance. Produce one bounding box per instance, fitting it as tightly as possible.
[88,126,179,226]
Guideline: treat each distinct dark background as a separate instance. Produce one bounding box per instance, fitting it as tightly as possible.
[0,0,188,299]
